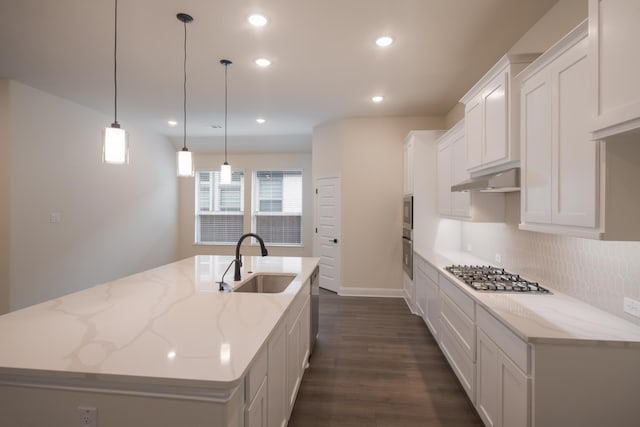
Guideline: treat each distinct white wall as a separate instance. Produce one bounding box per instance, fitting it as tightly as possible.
[313,116,445,294]
[0,81,10,314]
[6,80,178,310]
[178,152,313,259]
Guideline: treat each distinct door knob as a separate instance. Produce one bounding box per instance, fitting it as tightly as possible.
[331,238,338,243]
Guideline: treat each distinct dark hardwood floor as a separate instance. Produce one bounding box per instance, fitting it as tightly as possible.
[288,289,484,427]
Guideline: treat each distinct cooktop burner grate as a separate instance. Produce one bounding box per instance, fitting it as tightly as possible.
[445,265,551,294]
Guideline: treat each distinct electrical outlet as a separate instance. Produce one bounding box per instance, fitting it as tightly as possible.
[78,407,97,427]
[495,253,502,264]
[466,243,472,252]
[624,297,640,319]
[49,212,61,223]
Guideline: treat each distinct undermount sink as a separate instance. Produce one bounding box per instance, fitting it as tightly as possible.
[234,274,297,293]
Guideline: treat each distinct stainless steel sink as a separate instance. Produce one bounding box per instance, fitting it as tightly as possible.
[234,274,296,293]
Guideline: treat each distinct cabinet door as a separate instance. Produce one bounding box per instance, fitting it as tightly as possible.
[268,322,287,427]
[465,96,483,170]
[483,72,509,166]
[403,140,414,195]
[286,311,301,414]
[246,377,268,427]
[551,37,597,228]
[590,0,640,136]
[521,70,552,224]
[437,142,452,215]
[414,267,427,318]
[300,297,310,371]
[476,328,499,427]
[499,352,529,427]
[424,275,439,340]
[451,132,471,218]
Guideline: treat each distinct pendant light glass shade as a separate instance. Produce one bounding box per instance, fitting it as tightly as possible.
[220,162,231,184]
[102,0,128,165]
[102,124,129,164]
[177,148,194,177]
[176,13,194,178]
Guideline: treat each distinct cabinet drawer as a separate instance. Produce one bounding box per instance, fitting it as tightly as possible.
[440,317,475,402]
[440,291,475,360]
[245,345,268,403]
[477,305,529,373]
[439,274,475,320]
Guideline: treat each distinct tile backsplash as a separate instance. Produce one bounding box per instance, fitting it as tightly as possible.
[460,193,640,326]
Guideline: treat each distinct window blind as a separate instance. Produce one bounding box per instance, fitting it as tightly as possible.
[253,170,303,245]
[196,171,244,244]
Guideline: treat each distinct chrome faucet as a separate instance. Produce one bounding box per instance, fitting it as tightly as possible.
[234,233,268,281]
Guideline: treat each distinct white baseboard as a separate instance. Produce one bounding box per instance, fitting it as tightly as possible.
[338,287,403,298]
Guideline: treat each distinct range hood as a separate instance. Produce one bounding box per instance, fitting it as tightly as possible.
[451,168,520,192]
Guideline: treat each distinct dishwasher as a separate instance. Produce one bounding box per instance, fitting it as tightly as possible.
[310,266,320,353]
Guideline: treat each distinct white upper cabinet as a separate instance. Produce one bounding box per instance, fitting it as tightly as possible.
[519,20,640,240]
[589,0,640,139]
[520,21,596,233]
[403,135,415,195]
[437,121,504,222]
[461,54,538,175]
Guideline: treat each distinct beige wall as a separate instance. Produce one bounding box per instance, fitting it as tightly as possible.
[7,80,178,310]
[178,152,313,259]
[0,81,10,314]
[508,0,587,55]
[313,116,445,293]
[443,0,588,127]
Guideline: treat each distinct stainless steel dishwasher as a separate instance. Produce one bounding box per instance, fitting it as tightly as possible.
[310,266,319,353]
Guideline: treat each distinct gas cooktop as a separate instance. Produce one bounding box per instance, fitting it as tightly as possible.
[445,265,551,294]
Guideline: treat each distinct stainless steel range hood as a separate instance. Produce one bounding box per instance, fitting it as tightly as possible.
[451,168,520,192]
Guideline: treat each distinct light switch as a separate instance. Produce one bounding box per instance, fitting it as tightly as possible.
[49,212,61,223]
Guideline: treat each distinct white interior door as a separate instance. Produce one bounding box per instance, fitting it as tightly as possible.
[314,177,341,293]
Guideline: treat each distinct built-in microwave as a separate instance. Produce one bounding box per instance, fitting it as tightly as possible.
[403,195,413,229]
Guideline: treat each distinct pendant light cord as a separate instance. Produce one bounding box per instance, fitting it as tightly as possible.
[113,0,118,124]
[183,19,187,151]
[224,62,228,163]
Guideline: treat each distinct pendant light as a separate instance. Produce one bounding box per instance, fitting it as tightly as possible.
[220,59,233,185]
[102,0,129,165]
[176,13,194,177]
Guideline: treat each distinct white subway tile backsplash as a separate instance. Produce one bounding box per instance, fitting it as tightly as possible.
[460,195,640,326]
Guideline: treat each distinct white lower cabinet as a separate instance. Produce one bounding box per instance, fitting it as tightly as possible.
[476,328,529,427]
[267,321,287,427]
[438,275,476,401]
[403,272,416,314]
[245,377,268,427]
[286,290,310,417]
[250,282,310,427]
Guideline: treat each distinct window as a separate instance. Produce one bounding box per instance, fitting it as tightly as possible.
[196,171,244,244]
[253,170,303,245]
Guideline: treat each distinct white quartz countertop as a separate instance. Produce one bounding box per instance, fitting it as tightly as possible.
[0,256,319,390]
[415,249,640,346]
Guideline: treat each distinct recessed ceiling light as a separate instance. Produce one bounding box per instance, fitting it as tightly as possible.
[371,95,384,103]
[168,120,178,127]
[255,58,271,67]
[248,14,268,27]
[256,118,266,124]
[375,36,394,47]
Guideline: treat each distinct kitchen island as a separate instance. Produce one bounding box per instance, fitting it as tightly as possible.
[0,255,319,427]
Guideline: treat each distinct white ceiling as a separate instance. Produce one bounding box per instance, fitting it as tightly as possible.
[0,0,558,152]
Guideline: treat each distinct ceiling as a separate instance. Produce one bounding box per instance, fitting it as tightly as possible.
[0,0,558,152]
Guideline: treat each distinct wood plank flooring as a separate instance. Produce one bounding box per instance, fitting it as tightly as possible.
[288,289,484,427]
